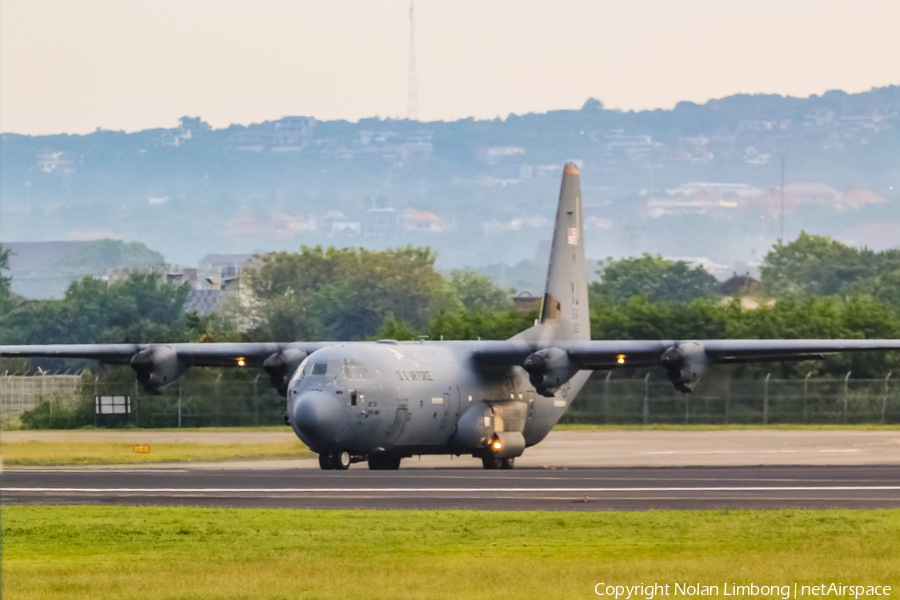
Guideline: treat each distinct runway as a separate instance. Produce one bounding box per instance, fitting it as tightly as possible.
[5,465,900,511]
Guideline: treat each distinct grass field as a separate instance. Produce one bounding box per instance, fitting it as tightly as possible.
[3,506,899,600]
[0,439,312,465]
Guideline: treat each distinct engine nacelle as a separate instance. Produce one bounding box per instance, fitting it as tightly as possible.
[130,346,187,394]
[488,431,526,459]
[450,403,528,459]
[523,347,579,397]
[450,402,494,452]
[263,349,309,396]
[659,341,709,393]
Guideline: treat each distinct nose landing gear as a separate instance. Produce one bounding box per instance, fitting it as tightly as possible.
[318,453,333,470]
[317,450,353,470]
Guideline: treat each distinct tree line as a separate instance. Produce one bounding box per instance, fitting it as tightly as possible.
[1,233,899,380]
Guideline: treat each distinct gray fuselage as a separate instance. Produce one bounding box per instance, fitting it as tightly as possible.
[287,340,590,458]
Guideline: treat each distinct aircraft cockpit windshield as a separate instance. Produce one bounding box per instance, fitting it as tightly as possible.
[340,358,370,380]
[295,356,371,384]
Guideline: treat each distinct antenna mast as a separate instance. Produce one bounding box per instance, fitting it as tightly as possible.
[779,155,785,245]
[407,0,419,121]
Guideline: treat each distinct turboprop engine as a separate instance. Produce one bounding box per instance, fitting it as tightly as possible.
[450,402,527,460]
[262,349,308,396]
[450,402,494,452]
[659,341,709,392]
[130,345,187,394]
[522,347,579,397]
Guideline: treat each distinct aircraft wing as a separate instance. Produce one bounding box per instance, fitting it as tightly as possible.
[699,338,900,364]
[0,342,328,367]
[474,338,900,368]
[0,343,143,365]
[563,338,900,369]
[474,338,900,393]
[0,342,332,394]
[472,340,668,368]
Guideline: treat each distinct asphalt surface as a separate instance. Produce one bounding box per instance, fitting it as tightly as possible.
[5,465,900,511]
[9,429,900,468]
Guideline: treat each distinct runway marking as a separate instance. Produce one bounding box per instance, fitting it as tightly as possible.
[6,469,189,473]
[643,449,860,455]
[5,486,900,493]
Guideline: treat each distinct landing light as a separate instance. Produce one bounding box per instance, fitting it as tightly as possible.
[237,357,246,367]
[617,354,626,365]
[492,439,503,451]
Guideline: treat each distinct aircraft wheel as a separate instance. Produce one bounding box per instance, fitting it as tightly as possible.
[368,456,402,470]
[318,453,334,470]
[500,457,515,470]
[481,456,503,470]
[334,450,352,470]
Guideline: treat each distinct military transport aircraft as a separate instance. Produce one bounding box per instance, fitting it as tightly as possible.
[2,163,899,470]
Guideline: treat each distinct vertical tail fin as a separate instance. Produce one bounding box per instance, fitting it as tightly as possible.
[514,162,590,343]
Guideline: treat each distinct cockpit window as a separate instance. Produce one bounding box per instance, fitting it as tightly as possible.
[341,358,370,380]
[299,358,368,380]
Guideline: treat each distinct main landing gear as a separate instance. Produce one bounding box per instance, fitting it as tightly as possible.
[367,455,402,470]
[319,451,511,470]
[481,456,515,470]
[318,451,401,470]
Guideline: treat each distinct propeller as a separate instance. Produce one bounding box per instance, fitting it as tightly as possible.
[523,352,549,388]
[659,342,707,393]
[263,349,308,396]
[130,351,154,385]
[659,346,684,374]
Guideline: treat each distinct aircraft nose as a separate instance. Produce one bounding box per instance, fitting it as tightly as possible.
[292,391,343,450]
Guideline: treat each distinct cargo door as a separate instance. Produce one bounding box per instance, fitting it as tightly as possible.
[439,392,451,428]
[386,405,408,443]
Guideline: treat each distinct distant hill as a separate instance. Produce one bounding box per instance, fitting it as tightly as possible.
[1,87,897,272]
[2,240,164,299]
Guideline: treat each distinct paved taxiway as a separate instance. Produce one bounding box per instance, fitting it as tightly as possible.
[5,465,900,511]
[8,429,900,468]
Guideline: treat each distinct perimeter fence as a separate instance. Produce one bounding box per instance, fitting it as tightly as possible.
[560,372,898,425]
[2,373,287,429]
[0,374,82,419]
[3,371,898,429]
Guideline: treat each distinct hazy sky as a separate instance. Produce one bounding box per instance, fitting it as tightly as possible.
[2,0,899,135]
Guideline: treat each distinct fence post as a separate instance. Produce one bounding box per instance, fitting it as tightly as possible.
[803,372,811,424]
[763,373,770,425]
[178,385,182,429]
[604,372,612,423]
[642,373,650,425]
[134,380,139,427]
[93,375,99,428]
[216,372,223,426]
[724,376,730,425]
[883,373,892,425]
[843,371,851,424]
[43,374,52,427]
[254,374,260,426]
